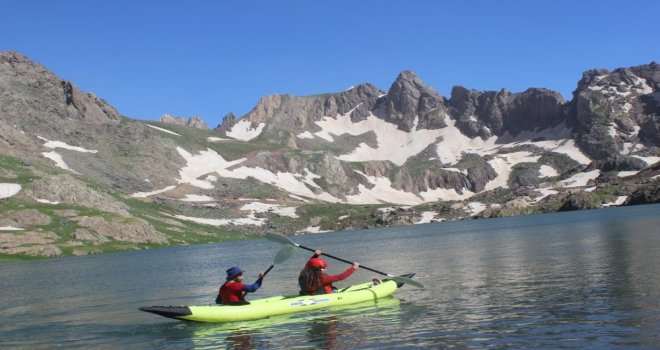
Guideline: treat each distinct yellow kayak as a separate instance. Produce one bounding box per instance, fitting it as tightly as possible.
[139,275,412,323]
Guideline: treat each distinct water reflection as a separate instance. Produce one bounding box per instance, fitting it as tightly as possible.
[306,316,340,349]
[225,329,256,350]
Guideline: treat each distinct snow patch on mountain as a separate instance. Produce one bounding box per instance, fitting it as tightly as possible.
[496,124,592,165]
[632,155,660,166]
[146,124,181,136]
[347,171,472,205]
[175,147,341,202]
[42,151,77,173]
[304,112,443,166]
[416,211,440,224]
[37,136,98,173]
[617,171,640,177]
[226,119,265,141]
[466,202,487,216]
[173,143,484,204]
[165,201,298,227]
[298,226,332,233]
[534,188,558,202]
[299,110,590,180]
[131,185,176,198]
[36,198,60,204]
[559,170,601,188]
[485,152,540,191]
[38,136,98,153]
[181,194,215,202]
[0,183,21,199]
[603,196,628,207]
[241,202,298,218]
[170,213,266,227]
[539,165,559,177]
[434,118,590,167]
[435,116,499,164]
[0,226,24,231]
[176,147,246,189]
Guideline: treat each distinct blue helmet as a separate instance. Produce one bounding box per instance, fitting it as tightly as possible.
[226,266,244,280]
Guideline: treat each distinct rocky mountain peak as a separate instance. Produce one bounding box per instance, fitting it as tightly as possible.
[0,51,32,65]
[212,112,238,133]
[381,70,447,132]
[160,114,208,129]
[217,84,386,143]
[569,62,659,159]
[0,51,120,126]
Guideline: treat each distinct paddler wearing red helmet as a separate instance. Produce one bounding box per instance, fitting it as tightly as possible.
[298,250,360,295]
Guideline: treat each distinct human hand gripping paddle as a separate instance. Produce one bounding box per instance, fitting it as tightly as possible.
[265,232,424,289]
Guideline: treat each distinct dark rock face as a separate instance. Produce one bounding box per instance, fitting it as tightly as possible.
[558,191,601,211]
[503,88,566,135]
[380,71,447,131]
[508,163,542,189]
[587,155,649,172]
[448,86,566,138]
[457,154,498,192]
[627,182,660,204]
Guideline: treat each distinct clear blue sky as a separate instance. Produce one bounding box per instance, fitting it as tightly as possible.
[2,1,658,127]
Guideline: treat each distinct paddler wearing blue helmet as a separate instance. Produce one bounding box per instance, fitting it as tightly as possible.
[216,266,264,304]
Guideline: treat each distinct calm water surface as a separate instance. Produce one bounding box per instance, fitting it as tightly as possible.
[1,204,659,349]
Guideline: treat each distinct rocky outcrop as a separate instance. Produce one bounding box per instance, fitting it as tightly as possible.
[21,174,131,216]
[0,209,51,227]
[232,83,384,142]
[76,216,169,244]
[160,114,208,129]
[0,51,120,125]
[213,112,238,133]
[627,180,660,204]
[568,62,659,160]
[448,86,566,138]
[558,191,601,211]
[508,163,542,189]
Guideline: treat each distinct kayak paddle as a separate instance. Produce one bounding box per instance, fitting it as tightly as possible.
[242,244,295,299]
[264,232,424,289]
[262,244,296,277]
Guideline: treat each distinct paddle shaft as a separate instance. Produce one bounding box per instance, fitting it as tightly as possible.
[296,243,393,277]
[262,264,274,277]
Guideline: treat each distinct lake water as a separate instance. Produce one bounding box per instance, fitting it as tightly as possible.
[1,204,660,349]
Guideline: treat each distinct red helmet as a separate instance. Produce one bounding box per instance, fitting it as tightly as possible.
[307,258,328,268]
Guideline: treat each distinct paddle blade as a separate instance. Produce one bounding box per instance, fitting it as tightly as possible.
[265,232,296,246]
[274,245,295,265]
[390,276,424,289]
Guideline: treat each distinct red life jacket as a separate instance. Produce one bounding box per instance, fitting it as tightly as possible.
[218,281,245,304]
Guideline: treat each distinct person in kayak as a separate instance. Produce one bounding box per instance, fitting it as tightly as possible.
[216,266,264,304]
[298,250,360,295]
